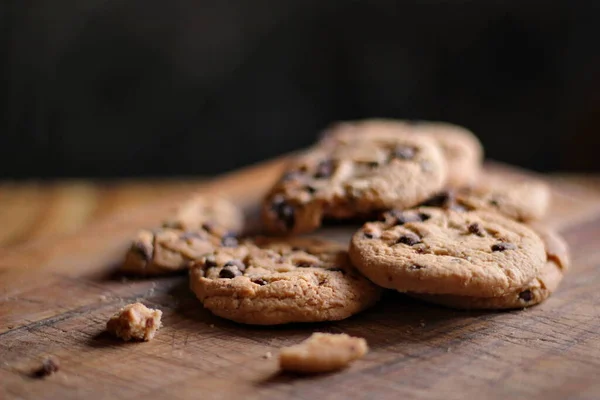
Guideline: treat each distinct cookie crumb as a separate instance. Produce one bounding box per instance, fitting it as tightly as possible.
[35,357,60,378]
[279,333,368,374]
[106,303,162,341]
[263,352,273,359]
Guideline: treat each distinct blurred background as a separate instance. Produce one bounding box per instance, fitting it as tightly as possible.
[2,1,599,179]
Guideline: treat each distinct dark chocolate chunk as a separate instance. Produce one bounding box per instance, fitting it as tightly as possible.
[393,146,416,160]
[367,161,380,168]
[315,159,334,178]
[397,232,421,246]
[221,233,238,247]
[519,289,533,302]
[468,222,486,237]
[491,242,516,252]
[421,191,454,208]
[418,212,431,221]
[219,265,242,279]
[204,256,218,269]
[364,232,375,239]
[252,278,268,286]
[272,196,295,230]
[35,357,60,378]
[304,185,317,194]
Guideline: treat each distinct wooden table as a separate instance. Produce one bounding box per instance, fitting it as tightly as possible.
[2,159,600,400]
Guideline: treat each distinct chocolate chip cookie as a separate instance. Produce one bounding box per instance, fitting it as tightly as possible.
[411,226,569,309]
[320,119,483,187]
[263,133,447,234]
[122,226,238,275]
[420,174,551,222]
[163,195,245,233]
[189,237,382,325]
[349,207,546,297]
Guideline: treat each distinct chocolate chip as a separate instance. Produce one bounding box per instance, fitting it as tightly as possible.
[221,233,238,247]
[364,232,375,239]
[35,357,60,378]
[388,210,423,225]
[272,197,295,230]
[224,260,246,272]
[519,290,533,302]
[304,185,317,194]
[393,146,416,160]
[418,213,431,221]
[491,242,516,252]
[252,278,268,286]
[219,266,242,279]
[132,240,153,261]
[489,198,500,207]
[410,265,425,270]
[315,159,334,178]
[421,191,454,208]
[397,232,421,246]
[204,256,218,269]
[201,222,215,233]
[468,222,486,237]
[367,161,380,168]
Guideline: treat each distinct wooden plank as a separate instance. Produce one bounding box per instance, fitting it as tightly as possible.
[1,160,600,400]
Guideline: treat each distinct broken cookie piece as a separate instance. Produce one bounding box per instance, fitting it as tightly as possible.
[106,303,162,341]
[279,333,368,374]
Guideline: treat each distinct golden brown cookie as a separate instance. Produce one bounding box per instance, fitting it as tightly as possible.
[421,174,551,222]
[411,227,569,309]
[163,195,244,233]
[279,333,368,374]
[320,119,483,187]
[122,227,237,275]
[263,133,447,234]
[189,238,382,325]
[349,207,546,297]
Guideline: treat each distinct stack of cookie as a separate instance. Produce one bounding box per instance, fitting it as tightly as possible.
[122,119,569,326]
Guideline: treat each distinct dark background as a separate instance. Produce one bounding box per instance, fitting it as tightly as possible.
[2,1,599,179]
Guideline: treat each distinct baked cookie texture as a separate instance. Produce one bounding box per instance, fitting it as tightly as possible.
[163,194,245,233]
[106,303,162,341]
[349,207,546,297]
[411,226,569,309]
[426,174,551,222]
[189,238,382,325]
[279,333,368,374]
[320,119,483,188]
[263,133,447,234]
[122,196,243,275]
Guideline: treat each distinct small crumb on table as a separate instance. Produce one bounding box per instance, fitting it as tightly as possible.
[35,357,60,378]
[106,302,162,341]
[279,333,368,374]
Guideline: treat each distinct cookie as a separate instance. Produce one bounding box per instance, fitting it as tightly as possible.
[421,174,551,221]
[189,237,382,325]
[279,333,368,374]
[349,207,546,297]
[320,119,483,187]
[411,226,569,309]
[106,303,162,341]
[163,195,245,234]
[122,226,237,275]
[263,133,447,234]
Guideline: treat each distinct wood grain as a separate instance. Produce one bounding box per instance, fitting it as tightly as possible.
[1,160,600,400]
